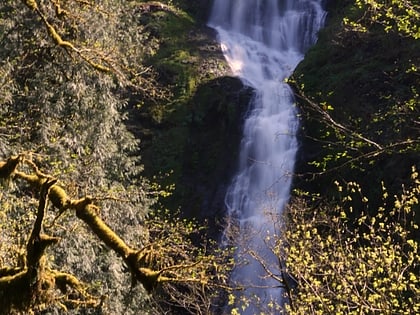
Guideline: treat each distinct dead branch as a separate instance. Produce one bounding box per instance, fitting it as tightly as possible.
[294,89,383,150]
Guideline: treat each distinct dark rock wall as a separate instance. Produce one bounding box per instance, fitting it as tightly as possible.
[180,77,253,225]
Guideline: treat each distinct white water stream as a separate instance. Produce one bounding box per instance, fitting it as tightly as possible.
[208,0,326,312]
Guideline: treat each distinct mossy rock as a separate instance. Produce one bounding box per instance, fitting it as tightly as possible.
[144,76,253,223]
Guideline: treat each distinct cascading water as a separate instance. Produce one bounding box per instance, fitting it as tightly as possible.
[208,0,326,313]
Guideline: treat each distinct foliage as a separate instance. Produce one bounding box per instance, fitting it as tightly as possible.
[346,0,420,39]
[0,155,233,314]
[0,0,162,185]
[279,169,420,314]
[287,2,420,311]
[292,0,419,206]
[216,169,419,314]
[225,168,419,314]
[0,0,232,314]
[0,1,156,312]
[144,208,235,314]
[217,2,420,313]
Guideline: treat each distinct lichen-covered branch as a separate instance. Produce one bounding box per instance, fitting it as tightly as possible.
[1,154,231,309]
[26,178,60,268]
[73,201,133,259]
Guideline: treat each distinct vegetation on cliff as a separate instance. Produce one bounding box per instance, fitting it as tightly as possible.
[293,0,419,197]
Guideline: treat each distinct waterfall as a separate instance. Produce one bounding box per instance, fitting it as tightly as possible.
[208,0,326,313]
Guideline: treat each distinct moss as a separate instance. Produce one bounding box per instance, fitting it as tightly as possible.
[14,171,44,188]
[0,269,28,287]
[5,156,168,296]
[0,179,60,314]
[74,202,132,259]
[49,184,70,210]
[123,251,156,292]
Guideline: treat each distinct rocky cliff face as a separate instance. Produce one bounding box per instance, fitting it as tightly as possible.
[181,77,253,221]
[131,1,253,224]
